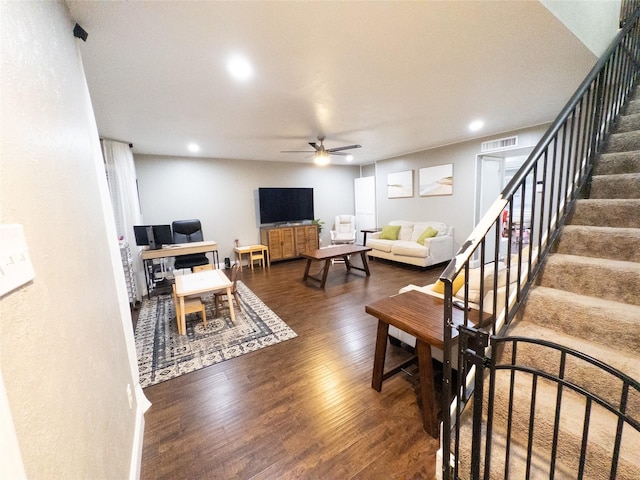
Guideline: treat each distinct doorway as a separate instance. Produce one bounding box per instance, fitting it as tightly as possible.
[474,146,534,261]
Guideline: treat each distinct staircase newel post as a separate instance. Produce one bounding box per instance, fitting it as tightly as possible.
[441,279,454,480]
[460,325,490,480]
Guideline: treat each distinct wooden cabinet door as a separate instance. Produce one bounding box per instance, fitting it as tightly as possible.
[280,227,295,258]
[295,225,318,254]
[265,227,295,261]
[266,229,283,260]
[305,225,319,250]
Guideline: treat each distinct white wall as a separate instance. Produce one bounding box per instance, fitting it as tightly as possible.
[374,125,550,253]
[1,2,144,478]
[134,155,360,262]
[541,0,620,56]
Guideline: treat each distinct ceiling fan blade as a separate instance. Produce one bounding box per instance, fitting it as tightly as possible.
[326,144,362,153]
[308,142,321,151]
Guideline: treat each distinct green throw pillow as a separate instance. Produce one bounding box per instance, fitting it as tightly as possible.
[379,225,401,240]
[417,226,438,245]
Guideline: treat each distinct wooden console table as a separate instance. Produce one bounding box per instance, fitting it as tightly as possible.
[365,289,489,437]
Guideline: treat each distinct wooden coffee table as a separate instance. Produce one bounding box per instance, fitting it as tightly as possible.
[365,289,490,437]
[300,244,372,288]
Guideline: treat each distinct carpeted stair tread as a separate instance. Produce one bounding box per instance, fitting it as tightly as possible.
[589,172,640,199]
[555,225,640,262]
[505,319,640,416]
[456,370,640,479]
[625,97,640,115]
[615,113,640,133]
[520,286,640,356]
[592,151,640,175]
[570,199,640,228]
[538,253,640,306]
[456,403,578,480]
[474,369,640,479]
[604,131,640,153]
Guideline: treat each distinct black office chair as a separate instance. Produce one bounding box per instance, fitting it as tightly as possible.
[172,219,210,271]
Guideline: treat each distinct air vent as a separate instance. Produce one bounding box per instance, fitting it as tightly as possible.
[481,136,518,152]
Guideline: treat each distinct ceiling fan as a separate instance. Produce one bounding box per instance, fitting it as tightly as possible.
[282,136,362,165]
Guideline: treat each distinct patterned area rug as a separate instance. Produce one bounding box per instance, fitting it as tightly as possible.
[135,281,297,387]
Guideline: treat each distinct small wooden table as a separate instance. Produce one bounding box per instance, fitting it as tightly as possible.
[365,289,489,437]
[300,244,372,288]
[360,228,382,246]
[174,269,235,335]
[234,245,270,271]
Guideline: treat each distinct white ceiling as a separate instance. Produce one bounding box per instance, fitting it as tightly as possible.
[67,1,597,166]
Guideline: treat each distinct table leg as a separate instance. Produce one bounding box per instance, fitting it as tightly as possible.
[236,251,243,271]
[360,252,371,276]
[320,259,332,288]
[226,286,236,323]
[416,340,439,437]
[372,320,389,391]
[179,296,186,335]
[265,247,270,268]
[303,259,312,281]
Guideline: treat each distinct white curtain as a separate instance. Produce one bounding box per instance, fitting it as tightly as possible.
[102,139,144,302]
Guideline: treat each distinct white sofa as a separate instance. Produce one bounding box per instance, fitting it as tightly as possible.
[366,220,454,267]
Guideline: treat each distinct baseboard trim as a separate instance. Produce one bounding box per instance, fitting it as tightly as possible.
[129,384,151,479]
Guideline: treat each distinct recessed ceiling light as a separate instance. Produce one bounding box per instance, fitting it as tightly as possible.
[227,55,253,82]
[346,154,354,162]
[187,143,200,153]
[469,120,484,132]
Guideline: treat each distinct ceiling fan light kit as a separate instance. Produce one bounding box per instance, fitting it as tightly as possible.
[314,150,331,166]
[282,135,361,165]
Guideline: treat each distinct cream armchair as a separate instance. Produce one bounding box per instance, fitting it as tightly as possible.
[330,215,357,245]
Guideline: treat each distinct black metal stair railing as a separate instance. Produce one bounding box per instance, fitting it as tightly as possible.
[439,4,640,479]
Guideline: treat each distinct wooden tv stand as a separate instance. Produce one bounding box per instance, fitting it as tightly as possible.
[260,224,318,262]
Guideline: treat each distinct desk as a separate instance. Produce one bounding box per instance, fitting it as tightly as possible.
[174,269,235,335]
[234,245,270,271]
[141,241,218,297]
[360,228,382,246]
[300,244,371,288]
[365,290,489,437]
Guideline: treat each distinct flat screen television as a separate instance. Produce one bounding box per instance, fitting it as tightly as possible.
[258,187,314,225]
[133,224,174,250]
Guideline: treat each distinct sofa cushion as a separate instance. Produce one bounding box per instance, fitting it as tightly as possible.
[367,238,394,253]
[390,220,415,241]
[468,262,507,291]
[391,240,428,258]
[379,225,401,240]
[416,226,438,245]
[411,222,449,241]
[432,271,465,295]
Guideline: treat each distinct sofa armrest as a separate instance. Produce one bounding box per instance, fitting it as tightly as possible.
[369,231,382,240]
[423,235,454,263]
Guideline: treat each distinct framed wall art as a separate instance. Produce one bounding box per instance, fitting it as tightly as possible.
[419,163,453,196]
[387,170,413,198]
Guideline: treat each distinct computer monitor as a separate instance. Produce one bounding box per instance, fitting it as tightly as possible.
[133,225,173,250]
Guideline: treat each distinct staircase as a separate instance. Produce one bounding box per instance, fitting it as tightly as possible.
[456,85,640,478]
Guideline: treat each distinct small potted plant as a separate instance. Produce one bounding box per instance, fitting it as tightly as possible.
[312,218,325,234]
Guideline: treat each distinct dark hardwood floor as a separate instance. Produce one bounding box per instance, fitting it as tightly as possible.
[139,256,444,479]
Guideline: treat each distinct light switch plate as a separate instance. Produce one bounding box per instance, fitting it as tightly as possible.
[0,224,35,297]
